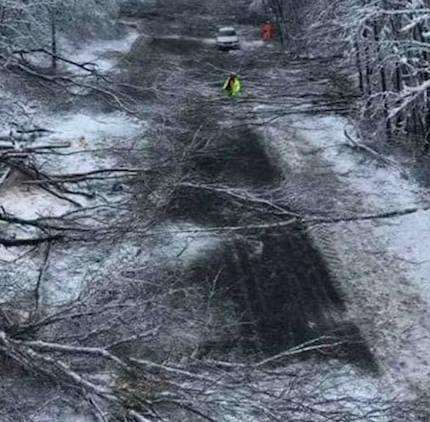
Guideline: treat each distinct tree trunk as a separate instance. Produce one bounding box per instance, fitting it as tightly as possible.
[372,20,391,141]
[50,9,57,71]
[354,41,364,94]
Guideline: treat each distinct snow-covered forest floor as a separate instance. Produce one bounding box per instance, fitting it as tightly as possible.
[1,1,430,421]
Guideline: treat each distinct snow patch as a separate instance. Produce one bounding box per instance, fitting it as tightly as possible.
[0,185,72,219]
[46,112,140,140]
[65,29,139,73]
[22,29,139,73]
[155,222,221,262]
[40,111,143,174]
[0,111,144,266]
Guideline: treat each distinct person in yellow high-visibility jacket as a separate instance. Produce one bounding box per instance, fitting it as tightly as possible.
[223,73,242,97]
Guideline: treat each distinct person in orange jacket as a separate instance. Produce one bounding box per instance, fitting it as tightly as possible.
[261,21,276,41]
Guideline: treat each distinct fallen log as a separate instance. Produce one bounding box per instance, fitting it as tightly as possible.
[0,234,63,247]
[343,129,408,177]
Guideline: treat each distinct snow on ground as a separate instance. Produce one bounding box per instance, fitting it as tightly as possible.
[0,109,144,300]
[41,111,143,173]
[64,29,139,73]
[45,111,141,141]
[0,110,143,258]
[0,21,204,308]
[156,222,221,262]
[0,185,72,220]
[272,114,430,391]
[155,34,268,52]
[2,110,143,192]
[0,77,38,131]
[4,31,147,303]
[1,26,144,263]
[39,223,221,305]
[385,210,430,299]
[294,115,430,302]
[42,240,144,305]
[21,28,139,74]
[210,360,389,422]
[0,247,16,263]
[241,40,268,50]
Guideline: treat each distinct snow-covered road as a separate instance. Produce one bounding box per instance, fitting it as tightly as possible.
[2,12,429,419]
